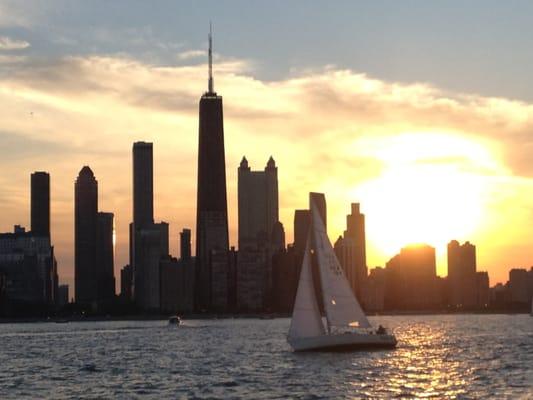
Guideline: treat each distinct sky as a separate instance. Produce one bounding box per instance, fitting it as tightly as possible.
[0,1,532,291]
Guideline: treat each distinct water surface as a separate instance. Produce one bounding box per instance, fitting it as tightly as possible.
[0,315,531,398]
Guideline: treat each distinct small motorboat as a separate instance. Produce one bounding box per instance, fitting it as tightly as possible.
[168,315,181,326]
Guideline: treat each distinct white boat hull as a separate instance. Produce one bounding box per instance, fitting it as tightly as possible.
[288,332,397,352]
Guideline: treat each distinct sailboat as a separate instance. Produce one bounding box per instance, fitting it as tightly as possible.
[287,196,397,352]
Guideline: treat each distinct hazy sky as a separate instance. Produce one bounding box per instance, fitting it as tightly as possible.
[0,1,532,291]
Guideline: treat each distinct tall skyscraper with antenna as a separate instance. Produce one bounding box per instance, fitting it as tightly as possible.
[195,26,230,311]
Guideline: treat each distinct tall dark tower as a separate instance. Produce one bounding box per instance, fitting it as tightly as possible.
[75,166,98,304]
[195,26,230,310]
[31,171,50,236]
[133,142,154,228]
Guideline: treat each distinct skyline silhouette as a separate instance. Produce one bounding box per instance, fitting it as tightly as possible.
[0,10,532,292]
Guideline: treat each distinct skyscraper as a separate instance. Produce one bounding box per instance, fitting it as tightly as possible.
[238,156,279,250]
[96,212,115,302]
[180,228,192,261]
[131,141,169,311]
[195,27,229,311]
[334,203,367,299]
[75,166,98,305]
[447,240,477,308]
[293,210,310,254]
[133,142,154,228]
[31,171,50,237]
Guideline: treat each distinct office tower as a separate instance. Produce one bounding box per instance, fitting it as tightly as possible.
[334,203,367,299]
[57,284,69,307]
[0,226,56,307]
[120,264,133,301]
[447,240,477,308]
[75,166,98,305]
[384,244,440,310]
[133,141,154,228]
[96,212,115,302]
[293,210,310,254]
[238,156,279,250]
[309,192,327,233]
[31,172,50,236]
[130,141,169,311]
[195,28,229,311]
[180,229,191,261]
[508,268,529,304]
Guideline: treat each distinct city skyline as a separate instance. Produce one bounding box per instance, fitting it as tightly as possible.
[1,4,533,292]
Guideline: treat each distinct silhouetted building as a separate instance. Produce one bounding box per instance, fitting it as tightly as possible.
[447,240,477,308]
[271,245,300,313]
[96,212,115,303]
[334,203,367,300]
[293,210,310,254]
[509,268,529,305]
[385,244,440,310]
[75,166,98,305]
[31,171,50,237]
[160,256,195,314]
[135,222,169,311]
[120,264,133,301]
[476,271,490,308]
[0,226,57,309]
[57,284,69,307]
[238,156,279,249]
[195,31,229,312]
[180,229,192,260]
[236,248,268,312]
[361,267,386,312]
[133,142,154,228]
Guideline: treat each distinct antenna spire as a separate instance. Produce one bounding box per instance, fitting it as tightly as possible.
[208,22,214,93]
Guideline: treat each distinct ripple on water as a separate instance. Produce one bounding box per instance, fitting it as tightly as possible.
[0,316,532,399]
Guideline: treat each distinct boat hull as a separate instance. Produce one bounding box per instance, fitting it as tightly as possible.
[288,332,397,352]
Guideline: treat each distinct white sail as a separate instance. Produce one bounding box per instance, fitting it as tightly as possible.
[311,200,372,330]
[288,234,326,340]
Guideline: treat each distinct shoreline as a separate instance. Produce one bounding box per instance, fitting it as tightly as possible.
[1,310,530,324]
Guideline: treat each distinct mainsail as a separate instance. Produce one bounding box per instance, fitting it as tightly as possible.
[288,234,326,339]
[311,201,372,330]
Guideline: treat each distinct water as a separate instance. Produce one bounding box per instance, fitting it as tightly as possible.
[0,315,531,399]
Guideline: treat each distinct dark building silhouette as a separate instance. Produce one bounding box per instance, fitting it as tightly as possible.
[385,244,441,310]
[180,229,191,260]
[120,264,133,301]
[30,172,50,237]
[96,212,115,302]
[238,156,279,249]
[57,284,69,307]
[75,166,98,305]
[130,142,169,311]
[361,267,386,312]
[0,226,57,311]
[133,142,154,228]
[293,210,310,254]
[195,29,229,312]
[447,240,477,308]
[271,245,300,313]
[334,203,367,301]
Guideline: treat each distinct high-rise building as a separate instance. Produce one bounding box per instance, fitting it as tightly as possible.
[293,210,310,254]
[180,229,191,260]
[133,142,154,228]
[384,244,440,310]
[334,203,367,300]
[508,268,529,304]
[238,156,279,250]
[75,166,98,305]
[31,172,50,237]
[120,264,133,301]
[96,212,115,302]
[195,28,229,311]
[447,240,477,308]
[130,141,169,311]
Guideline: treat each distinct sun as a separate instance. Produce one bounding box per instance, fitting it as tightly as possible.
[347,131,504,270]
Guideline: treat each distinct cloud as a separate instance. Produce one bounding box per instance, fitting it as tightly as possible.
[0,53,532,290]
[176,49,205,61]
[0,36,30,50]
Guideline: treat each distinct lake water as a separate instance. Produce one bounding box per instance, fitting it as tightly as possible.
[0,315,531,399]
